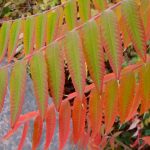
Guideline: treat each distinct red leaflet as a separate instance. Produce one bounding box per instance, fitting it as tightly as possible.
[126,84,141,122]
[118,72,135,123]
[32,115,43,150]
[59,100,71,150]
[18,122,29,150]
[139,63,150,114]
[72,98,86,144]
[89,88,102,137]
[103,79,118,134]
[44,104,56,150]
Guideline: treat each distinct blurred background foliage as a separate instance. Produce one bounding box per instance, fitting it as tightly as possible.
[0,0,60,20]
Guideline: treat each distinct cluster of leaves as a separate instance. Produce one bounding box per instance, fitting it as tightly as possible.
[0,0,150,149]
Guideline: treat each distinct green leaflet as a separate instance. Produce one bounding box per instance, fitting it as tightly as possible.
[101,10,123,79]
[64,31,86,100]
[0,67,8,112]
[46,10,59,44]
[30,52,48,119]
[82,20,104,93]
[64,0,76,30]
[10,60,27,127]
[103,79,118,134]
[122,0,147,62]
[23,17,35,55]
[93,0,107,11]
[35,14,46,50]
[0,22,11,62]
[78,0,90,22]
[45,42,65,110]
[8,19,21,62]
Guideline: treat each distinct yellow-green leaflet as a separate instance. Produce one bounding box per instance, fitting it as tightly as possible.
[46,10,59,44]
[30,52,48,119]
[122,0,147,62]
[64,0,76,30]
[78,0,91,22]
[0,67,8,112]
[101,10,123,79]
[45,42,65,110]
[10,60,27,127]
[23,17,35,55]
[82,20,104,93]
[8,19,21,62]
[0,22,11,62]
[35,14,46,50]
[64,31,86,100]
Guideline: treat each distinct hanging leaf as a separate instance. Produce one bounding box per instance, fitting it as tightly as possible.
[0,67,8,112]
[23,17,35,55]
[44,104,56,150]
[35,14,46,50]
[59,100,71,150]
[10,60,27,127]
[122,0,147,62]
[45,42,64,110]
[64,0,76,30]
[82,20,104,93]
[0,21,11,62]
[64,31,86,100]
[139,63,150,114]
[8,19,21,61]
[78,0,91,22]
[32,115,43,150]
[89,88,102,137]
[46,9,59,44]
[93,0,107,11]
[118,72,135,123]
[72,98,86,144]
[18,122,29,150]
[101,10,123,79]
[30,52,48,119]
[103,79,118,134]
